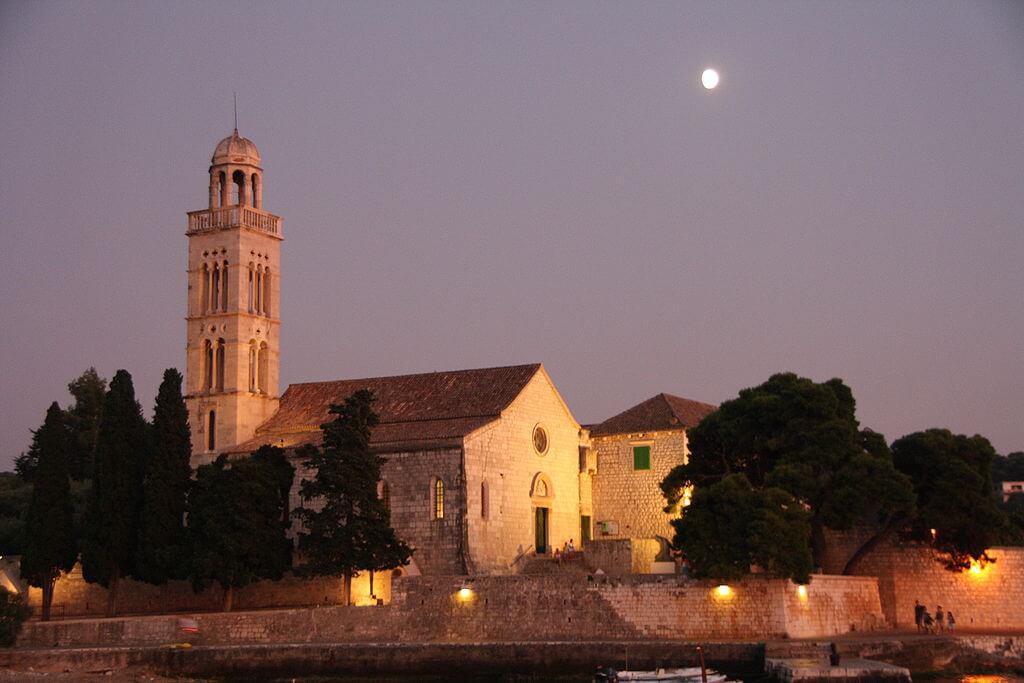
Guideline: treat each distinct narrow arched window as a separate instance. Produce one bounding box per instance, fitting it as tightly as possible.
[434,479,445,520]
[232,170,246,205]
[248,341,257,391]
[247,263,255,313]
[481,480,489,519]
[200,263,209,314]
[215,338,225,392]
[211,263,220,312]
[255,265,263,314]
[208,410,216,450]
[203,339,213,390]
[378,480,390,512]
[258,341,269,393]
[221,261,229,310]
[263,267,271,316]
[251,173,260,209]
[218,171,227,207]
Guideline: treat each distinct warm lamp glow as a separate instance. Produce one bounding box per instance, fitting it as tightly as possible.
[457,587,473,600]
[715,584,732,597]
[969,561,983,575]
[797,584,808,599]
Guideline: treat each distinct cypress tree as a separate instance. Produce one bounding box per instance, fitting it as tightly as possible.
[20,403,77,621]
[134,369,192,584]
[80,370,149,616]
[295,389,411,604]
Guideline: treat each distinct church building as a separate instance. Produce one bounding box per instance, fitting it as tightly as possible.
[183,130,714,576]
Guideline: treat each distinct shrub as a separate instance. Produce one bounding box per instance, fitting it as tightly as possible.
[0,587,31,647]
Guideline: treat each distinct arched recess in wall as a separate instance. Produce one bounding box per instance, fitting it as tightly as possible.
[232,169,246,205]
[247,263,255,312]
[211,262,220,312]
[481,480,489,519]
[248,340,257,391]
[263,267,271,315]
[221,261,229,310]
[530,472,554,503]
[215,339,226,392]
[200,263,209,313]
[202,339,213,390]
[258,341,269,393]
[378,480,390,512]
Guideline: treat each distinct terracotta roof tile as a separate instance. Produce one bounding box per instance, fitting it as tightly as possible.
[228,363,541,454]
[588,392,716,437]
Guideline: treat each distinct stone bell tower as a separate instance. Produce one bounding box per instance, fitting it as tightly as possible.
[184,129,282,465]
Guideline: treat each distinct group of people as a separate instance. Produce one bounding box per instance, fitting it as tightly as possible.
[914,600,955,633]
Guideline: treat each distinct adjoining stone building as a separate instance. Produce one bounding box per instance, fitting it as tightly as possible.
[182,129,714,577]
[584,393,715,573]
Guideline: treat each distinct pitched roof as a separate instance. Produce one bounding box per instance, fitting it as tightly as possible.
[229,363,542,454]
[588,393,716,437]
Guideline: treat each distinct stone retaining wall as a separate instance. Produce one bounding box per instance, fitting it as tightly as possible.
[18,573,884,648]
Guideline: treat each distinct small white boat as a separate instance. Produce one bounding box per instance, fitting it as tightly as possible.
[616,668,729,682]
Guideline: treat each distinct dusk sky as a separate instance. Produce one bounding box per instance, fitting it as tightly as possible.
[1,1,1022,470]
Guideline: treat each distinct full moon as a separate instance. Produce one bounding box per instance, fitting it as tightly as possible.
[701,68,720,90]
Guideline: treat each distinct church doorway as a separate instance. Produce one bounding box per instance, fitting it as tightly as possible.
[535,507,550,554]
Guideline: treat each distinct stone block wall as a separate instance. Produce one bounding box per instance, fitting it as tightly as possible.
[463,369,584,574]
[26,564,392,620]
[19,573,885,648]
[851,545,1024,630]
[781,575,886,638]
[379,448,466,575]
[591,430,686,543]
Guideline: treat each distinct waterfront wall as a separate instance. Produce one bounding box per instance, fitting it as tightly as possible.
[853,545,1024,631]
[26,563,392,619]
[18,573,883,648]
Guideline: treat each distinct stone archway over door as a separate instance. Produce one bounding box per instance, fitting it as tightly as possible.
[530,472,554,555]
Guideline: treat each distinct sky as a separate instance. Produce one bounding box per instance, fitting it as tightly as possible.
[1,1,1022,469]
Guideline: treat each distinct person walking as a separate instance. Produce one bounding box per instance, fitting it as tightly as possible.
[914,600,925,632]
[923,610,934,634]
[935,605,945,633]
[947,611,956,631]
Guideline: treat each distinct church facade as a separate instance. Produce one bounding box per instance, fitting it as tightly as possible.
[183,130,714,576]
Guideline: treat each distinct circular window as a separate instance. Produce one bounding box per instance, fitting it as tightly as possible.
[532,425,549,455]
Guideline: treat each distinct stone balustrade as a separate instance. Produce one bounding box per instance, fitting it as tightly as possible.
[187,206,282,237]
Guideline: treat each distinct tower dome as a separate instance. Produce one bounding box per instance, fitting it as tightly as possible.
[211,129,261,166]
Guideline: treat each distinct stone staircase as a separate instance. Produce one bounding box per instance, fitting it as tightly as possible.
[518,553,592,576]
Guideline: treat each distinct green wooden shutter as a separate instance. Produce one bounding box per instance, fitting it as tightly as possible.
[633,445,651,470]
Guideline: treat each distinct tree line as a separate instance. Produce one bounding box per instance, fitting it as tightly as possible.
[13,368,410,620]
[661,372,1024,583]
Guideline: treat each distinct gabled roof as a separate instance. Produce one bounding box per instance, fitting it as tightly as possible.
[588,392,716,438]
[229,363,542,454]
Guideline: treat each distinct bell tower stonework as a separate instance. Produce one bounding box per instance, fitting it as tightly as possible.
[184,129,282,465]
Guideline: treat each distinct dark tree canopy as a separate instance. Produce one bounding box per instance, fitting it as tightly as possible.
[892,429,1008,570]
[134,369,192,585]
[296,389,412,584]
[662,372,914,571]
[188,448,294,610]
[20,403,77,620]
[81,370,149,603]
[672,474,813,583]
[992,451,1024,486]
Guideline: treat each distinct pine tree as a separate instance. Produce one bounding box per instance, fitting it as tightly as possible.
[188,448,294,610]
[20,403,77,621]
[80,370,149,616]
[134,369,192,584]
[295,390,411,604]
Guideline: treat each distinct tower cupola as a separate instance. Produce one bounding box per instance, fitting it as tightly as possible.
[208,129,264,209]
